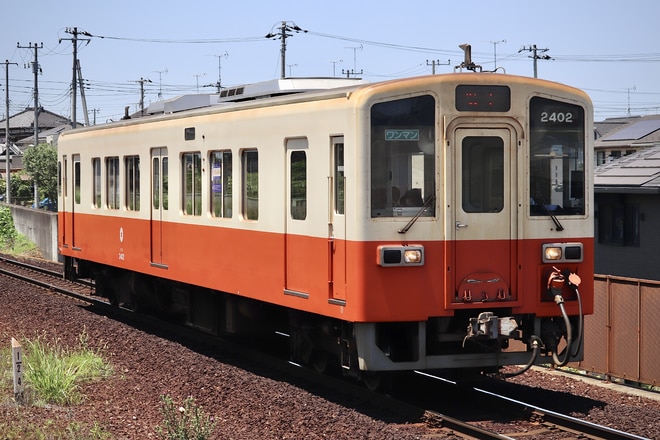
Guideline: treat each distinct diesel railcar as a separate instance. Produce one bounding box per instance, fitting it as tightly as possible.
[58,72,594,383]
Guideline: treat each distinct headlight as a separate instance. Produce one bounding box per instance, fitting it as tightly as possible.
[404,249,423,264]
[544,246,562,261]
[542,243,583,263]
[377,245,424,267]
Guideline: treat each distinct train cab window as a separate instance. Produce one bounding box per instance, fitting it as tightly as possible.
[529,97,585,216]
[73,155,81,205]
[125,156,140,211]
[182,152,202,216]
[370,95,436,218]
[106,157,120,210]
[210,150,232,218]
[92,158,101,208]
[242,150,258,220]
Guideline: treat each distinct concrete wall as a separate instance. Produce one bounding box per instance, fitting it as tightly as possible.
[4,204,59,262]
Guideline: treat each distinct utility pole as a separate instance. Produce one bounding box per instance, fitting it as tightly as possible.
[265,21,307,79]
[76,60,90,126]
[519,44,551,78]
[61,28,90,128]
[2,60,18,203]
[426,59,450,74]
[17,41,43,208]
[135,78,152,116]
[17,42,42,144]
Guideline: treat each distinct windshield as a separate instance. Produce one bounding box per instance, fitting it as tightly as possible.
[370,95,436,218]
[529,97,585,216]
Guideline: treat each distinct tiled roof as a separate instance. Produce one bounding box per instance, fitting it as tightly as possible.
[0,108,70,130]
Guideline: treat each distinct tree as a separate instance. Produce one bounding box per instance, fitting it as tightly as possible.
[23,143,57,202]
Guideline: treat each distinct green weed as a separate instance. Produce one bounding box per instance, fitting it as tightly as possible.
[156,395,216,440]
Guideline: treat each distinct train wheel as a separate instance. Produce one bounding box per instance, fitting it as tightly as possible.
[309,350,330,374]
[361,372,386,392]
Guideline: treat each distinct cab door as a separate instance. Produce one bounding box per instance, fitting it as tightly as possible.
[452,128,517,303]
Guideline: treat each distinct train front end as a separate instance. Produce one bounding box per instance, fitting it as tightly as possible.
[347,73,593,376]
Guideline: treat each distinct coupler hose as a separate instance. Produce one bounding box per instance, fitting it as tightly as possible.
[552,294,573,367]
[503,336,542,377]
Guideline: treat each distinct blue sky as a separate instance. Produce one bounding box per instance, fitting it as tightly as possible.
[3,0,659,123]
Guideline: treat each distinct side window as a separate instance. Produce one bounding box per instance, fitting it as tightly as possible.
[290,150,307,220]
[125,155,140,211]
[92,158,101,208]
[210,150,233,218]
[106,157,120,209]
[242,150,258,220]
[182,152,202,216]
[73,155,81,205]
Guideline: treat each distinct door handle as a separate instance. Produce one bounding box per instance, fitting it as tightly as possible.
[455,221,468,229]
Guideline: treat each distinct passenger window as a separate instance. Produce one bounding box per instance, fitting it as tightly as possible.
[125,155,140,211]
[210,150,232,218]
[182,152,202,216]
[92,158,101,208]
[242,150,258,220]
[106,157,119,210]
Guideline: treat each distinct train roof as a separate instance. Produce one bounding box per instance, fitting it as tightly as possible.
[145,77,369,115]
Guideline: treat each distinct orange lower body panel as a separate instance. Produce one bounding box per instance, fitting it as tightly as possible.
[59,212,593,323]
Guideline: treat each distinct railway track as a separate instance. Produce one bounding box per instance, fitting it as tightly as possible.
[0,255,651,439]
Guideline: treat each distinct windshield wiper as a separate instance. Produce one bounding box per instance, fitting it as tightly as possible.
[535,191,564,231]
[398,195,435,234]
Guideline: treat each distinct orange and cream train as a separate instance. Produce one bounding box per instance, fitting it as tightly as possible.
[58,71,594,382]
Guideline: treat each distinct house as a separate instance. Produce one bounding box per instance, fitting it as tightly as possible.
[0,108,71,175]
[0,107,71,148]
[594,145,660,280]
[595,115,660,165]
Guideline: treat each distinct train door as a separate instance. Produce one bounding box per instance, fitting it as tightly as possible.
[284,138,311,297]
[452,128,517,302]
[72,155,81,250]
[60,155,70,249]
[150,148,168,268]
[329,137,346,303]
